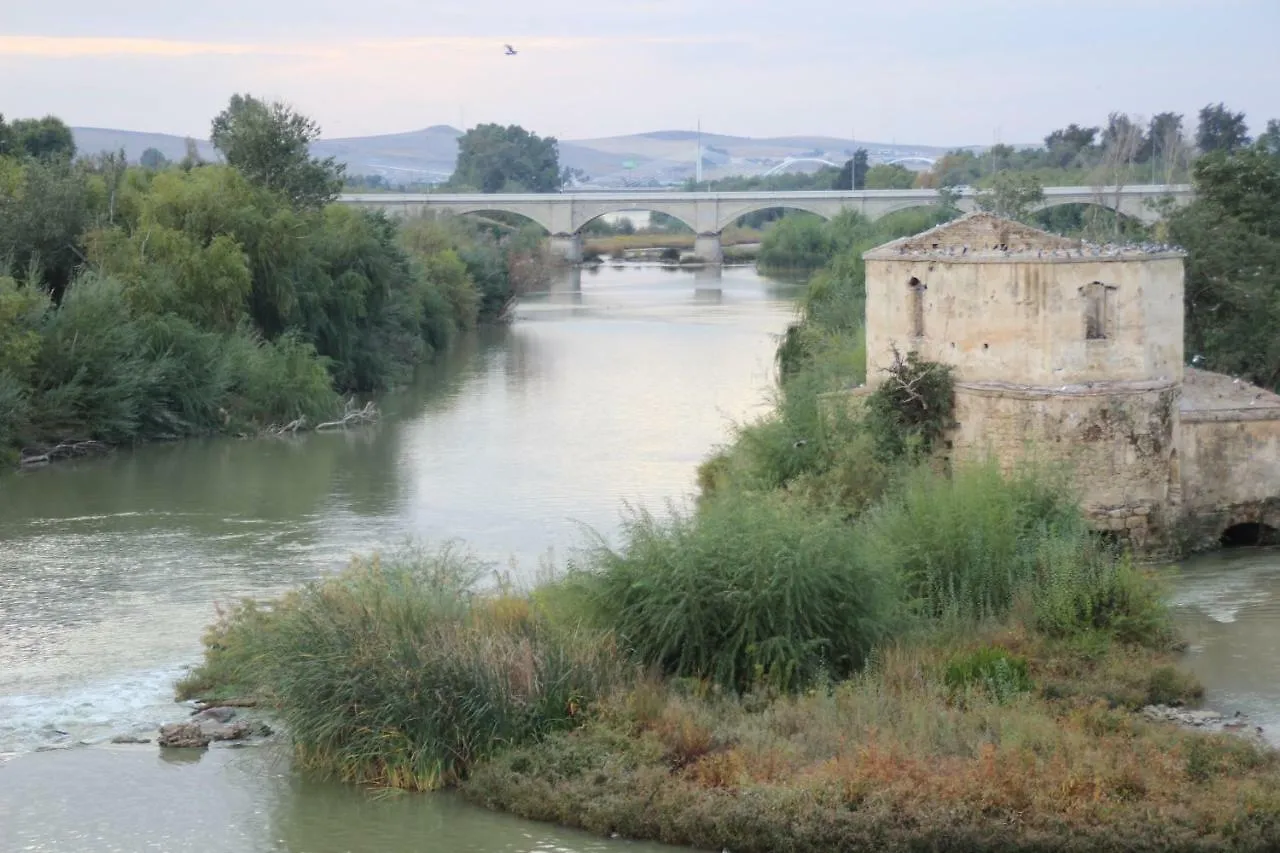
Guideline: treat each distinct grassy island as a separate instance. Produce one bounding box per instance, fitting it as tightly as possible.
[179,163,1280,852]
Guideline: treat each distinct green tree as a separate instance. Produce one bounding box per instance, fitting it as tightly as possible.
[0,114,13,158]
[852,149,869,190]
[7,116,76,160]
[1260,120,1280,157]
[864,163,916,190]
[1102,112,1149,164]
[560,166,589,187]
[140,148,169,169]
[1196,103,1251,154]
[0,157,90,298]
[835,158,853,191]
[1170,147,1280,387]
[210,94,344,208]
[1145,112,1182,163]
[450,124,561,193]
[975,171,1045,222]
[1044,123,1099,168]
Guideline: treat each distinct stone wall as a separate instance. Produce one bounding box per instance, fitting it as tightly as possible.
[948,380,1179,549]
[863,255,1184,389]
[1178,410,1280,550]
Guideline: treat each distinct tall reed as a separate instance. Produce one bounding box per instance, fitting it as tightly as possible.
[181,545,623,790]
[573,493,896,692]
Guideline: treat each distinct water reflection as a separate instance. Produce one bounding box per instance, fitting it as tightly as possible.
[0,747,680,853]
[1167,547,1280,742]
[0,264,802,757]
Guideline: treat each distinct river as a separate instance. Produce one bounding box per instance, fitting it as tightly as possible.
[2,263,1279,852]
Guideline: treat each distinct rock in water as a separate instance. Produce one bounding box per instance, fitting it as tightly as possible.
[158,722,211,749]
[191,706,237,723]
[110,734,152,744]
[203,720,252,742]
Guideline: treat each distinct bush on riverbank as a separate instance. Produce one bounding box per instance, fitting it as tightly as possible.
[464,628,1276,853]
[178,545,624,790]
[0,104,538,464]
[570,492,895,692]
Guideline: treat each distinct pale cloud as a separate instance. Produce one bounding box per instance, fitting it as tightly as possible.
[0,33,746,59]
[0,35,332,58]
[1,0,1277,146]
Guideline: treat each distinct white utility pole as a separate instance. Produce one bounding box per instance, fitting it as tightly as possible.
[695,118,703,185]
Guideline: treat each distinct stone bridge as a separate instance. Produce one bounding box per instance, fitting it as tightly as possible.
[338,185,1194,263]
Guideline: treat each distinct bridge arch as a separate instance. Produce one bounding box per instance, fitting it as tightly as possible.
[760,157,842,177]
[574,207,697,236]
[868,198,964,222]
[1030,197,1160,226]
[713,201,837,233]
[885,156,937,167]
[432,204,555,234]
[1031,202,1150,238]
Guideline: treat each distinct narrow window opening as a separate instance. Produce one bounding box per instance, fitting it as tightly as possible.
[908,277,925,338]
[1084,281,1110,340]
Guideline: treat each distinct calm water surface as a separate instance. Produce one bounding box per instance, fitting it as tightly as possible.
[0,264,795,852]
[2,263,1279,851]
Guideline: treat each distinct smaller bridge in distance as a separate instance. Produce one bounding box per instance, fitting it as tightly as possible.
[759,157,843,177]
[339,185,1194,263]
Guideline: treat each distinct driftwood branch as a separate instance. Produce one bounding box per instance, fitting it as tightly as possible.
[19,439,109,467]
[316,399,379,431]
[265,416,307,436]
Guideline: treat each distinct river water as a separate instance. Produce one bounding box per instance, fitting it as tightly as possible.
[1,263,1279,852]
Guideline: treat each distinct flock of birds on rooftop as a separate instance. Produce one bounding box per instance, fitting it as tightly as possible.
[890,241,1181,258]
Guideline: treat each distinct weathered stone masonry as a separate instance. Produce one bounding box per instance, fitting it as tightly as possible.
[852,212,1280,554]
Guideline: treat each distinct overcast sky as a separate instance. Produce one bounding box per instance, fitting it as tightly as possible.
[2,0,1277,146]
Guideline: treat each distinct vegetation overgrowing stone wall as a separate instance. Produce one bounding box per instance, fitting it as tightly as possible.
[948,383,1179,550]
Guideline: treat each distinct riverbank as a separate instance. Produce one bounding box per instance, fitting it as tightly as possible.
[175,455,1280,851]
[0,155,543,469]
[171,201,1280,849]
[463,632,1278,853]
[175,558,1280,852]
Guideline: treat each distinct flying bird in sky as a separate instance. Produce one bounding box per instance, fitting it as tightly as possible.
[504,44,518,55]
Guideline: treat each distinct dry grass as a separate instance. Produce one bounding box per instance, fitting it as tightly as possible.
[465,625,1280,852]
[583,228,764,256]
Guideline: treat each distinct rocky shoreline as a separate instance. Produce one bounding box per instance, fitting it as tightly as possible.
[1141,703,1270,742]
[21,700,277,754]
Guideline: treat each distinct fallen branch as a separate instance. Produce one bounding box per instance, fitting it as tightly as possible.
[316,399,379,431]
[19,440,110,467]
[265,416,307,436]
[191,697,259,711]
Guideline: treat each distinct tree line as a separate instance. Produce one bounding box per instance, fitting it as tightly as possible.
[0,97,547,464]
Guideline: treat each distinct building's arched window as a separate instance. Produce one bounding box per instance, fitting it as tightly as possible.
[1083,281,1112,340]
[908,277,926,339]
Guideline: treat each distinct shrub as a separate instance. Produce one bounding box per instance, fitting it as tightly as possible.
[864,348,955,462]
[181,545,623,790]
[944,647,1032,704]
[1146,665,1204,707]
[573,492,896,692]
[758,215,837,270]
[857,461,1169,645]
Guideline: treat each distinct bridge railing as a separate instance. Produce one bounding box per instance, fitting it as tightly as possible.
[339,185,1194,205]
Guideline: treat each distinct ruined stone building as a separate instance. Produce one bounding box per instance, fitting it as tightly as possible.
[857,212,1280,553]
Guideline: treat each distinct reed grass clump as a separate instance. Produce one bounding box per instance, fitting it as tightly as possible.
[178,545,623,790]
[854,461,1171,644]
[572,493,896,692]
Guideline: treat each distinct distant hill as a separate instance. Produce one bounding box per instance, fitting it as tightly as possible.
[72,127,220,164]
[70,125,961,188]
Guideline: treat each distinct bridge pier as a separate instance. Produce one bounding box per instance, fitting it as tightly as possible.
[694,234,723,264]
[549,234,583,264]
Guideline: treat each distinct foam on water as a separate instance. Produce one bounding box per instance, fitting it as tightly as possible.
[0,665,189,753]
